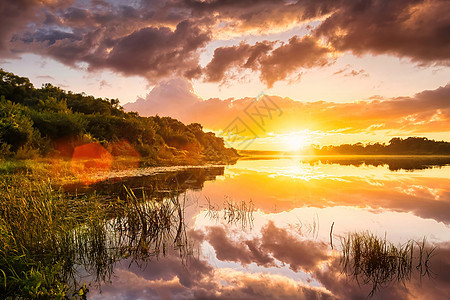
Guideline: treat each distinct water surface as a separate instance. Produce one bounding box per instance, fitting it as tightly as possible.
[80,157,450,299]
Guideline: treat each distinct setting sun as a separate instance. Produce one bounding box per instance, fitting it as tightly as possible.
[283,132,309,151]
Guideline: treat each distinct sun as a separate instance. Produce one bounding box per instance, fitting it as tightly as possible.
[283,133,309,151]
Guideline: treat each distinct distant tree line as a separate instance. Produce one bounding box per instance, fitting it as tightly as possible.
[311,137,450,155]
[0,69,237,163]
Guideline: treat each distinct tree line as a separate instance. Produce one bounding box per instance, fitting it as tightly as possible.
[0,69,237,163]
[311,137,450,155]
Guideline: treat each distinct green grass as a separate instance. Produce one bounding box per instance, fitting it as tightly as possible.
[0,174,189,299]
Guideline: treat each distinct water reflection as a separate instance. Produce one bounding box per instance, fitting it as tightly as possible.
[240,155,450,171]
[340,232,435,297]
[201,160,450,224]
[63,157,450,299]
[306,156,450,171]
[89,218,450,300]
[60,187,192,292]
[64,166,225,199]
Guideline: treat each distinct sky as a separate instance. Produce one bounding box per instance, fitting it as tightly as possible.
[1,0,449,150]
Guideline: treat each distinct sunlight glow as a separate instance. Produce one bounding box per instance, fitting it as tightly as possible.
[281,132,310,151]
[284,134,307,151]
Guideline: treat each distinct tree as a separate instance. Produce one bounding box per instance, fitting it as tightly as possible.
[0,97,35,152]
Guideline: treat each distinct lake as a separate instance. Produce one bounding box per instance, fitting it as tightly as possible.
[67,156,450,299]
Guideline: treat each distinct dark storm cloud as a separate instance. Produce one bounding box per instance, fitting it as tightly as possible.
[199,0,450,85]
[4,0,212,82]
[16,17,211,82]
[63,7,91,22]
[0,0,75,55]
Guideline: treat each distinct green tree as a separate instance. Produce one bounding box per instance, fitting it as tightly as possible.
[0,97,35,153]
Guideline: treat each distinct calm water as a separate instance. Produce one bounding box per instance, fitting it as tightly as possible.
[79,157,450,299]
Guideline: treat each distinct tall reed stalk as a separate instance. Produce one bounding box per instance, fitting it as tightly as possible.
[0,175,190,299]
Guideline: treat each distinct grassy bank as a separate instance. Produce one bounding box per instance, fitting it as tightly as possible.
[0,173,188,299]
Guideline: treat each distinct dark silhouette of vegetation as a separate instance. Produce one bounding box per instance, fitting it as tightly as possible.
[64,166,226,199]
[0,69,237,163]
[307,156,450,171]
[311,137,450,155]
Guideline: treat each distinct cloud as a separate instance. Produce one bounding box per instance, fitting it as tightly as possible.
[204,41,274,82]
[204,222,329,273]
[0,0,74,55]
[185,0,340,34]
[16,19,211,83]
[36,75,55,80]
[258,35,332,87]
[88,219,450,299]
[260,221,329,272]
[125,80,450,138]
[200,168,450,225]
[90,222,334,299]
[0,0,43,56]
[315,0,450,66]
[333,65,369,78]
[6,2,212,82]
[2,0,450,87]
[314,242,450,300]
[204,36,333,87]
[92,20,211,81]
[99,79,110,88]
[192,269,333,300]
[123,77,202,119]
[205,226,275,267]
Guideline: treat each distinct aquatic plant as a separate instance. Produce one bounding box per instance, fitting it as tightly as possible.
[0,175,191,299]
[205,196,255,230]
[340,232,436,297]
[291,214,320,239]
[112,186,190,261]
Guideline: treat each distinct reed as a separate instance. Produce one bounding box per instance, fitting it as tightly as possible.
[205,196,255,230]
[340,231,435,297]
[0,175,190,299]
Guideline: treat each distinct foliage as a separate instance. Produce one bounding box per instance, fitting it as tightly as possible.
[0,175,190,299]
[0,69,238,163]
[0,97,35,153]
[311,137,450,155]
